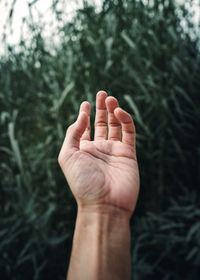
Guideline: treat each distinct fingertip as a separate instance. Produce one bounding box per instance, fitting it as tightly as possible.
[114,107,132,122]
[81,101,90,107]
[80,101,90,113]
[105,96,118,102]
[97,90,107,98]
[105,96,119,110]
[113,107,121,122]
[113,107,121,116]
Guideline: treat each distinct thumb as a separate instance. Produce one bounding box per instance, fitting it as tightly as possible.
[66,111,88,150]
[58,111,88,162]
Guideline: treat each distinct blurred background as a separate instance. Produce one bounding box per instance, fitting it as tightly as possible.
[0,0,200,279]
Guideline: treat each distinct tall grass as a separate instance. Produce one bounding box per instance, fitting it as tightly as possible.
[0,0,200,279]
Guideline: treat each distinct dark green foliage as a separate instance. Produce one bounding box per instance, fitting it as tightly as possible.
[0,0,200,279]
[131,190,200,279]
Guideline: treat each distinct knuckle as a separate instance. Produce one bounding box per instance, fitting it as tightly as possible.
[109,122,120,127]
[125,129,134,134]
[95,121,107,127]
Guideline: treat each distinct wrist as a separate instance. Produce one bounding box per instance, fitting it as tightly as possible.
[77,203,133,221]
[76,204,131,245]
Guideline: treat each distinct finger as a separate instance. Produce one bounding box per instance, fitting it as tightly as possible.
[105,96,121,141]
[79,101,91,141]
[114,108,136,147]
[94,90,107,140]
[62,111,88,155]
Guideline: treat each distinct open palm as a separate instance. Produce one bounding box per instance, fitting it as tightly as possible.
[58,91,140,215]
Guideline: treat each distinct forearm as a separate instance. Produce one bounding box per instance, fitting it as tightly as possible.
[67,205,131,280]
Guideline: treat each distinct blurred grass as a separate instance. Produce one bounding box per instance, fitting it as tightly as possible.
[0,0,200,279]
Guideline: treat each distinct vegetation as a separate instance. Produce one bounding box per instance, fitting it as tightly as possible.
[0,0,200,279]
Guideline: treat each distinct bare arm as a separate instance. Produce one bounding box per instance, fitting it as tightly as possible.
[67,206,131,280]
[58,91,140,280]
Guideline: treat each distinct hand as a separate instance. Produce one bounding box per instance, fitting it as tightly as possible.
[58,91,140,217]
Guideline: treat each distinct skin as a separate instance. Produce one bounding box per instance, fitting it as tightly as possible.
[58,91,140,280]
